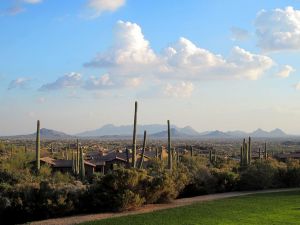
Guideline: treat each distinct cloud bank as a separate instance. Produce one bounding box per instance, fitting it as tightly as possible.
[43,17,294,97]
[86,21,274,82]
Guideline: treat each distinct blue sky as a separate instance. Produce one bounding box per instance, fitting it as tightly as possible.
[1,0,300,135]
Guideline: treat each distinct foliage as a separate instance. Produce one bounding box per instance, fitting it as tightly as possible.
[239,160,278,190]
[1,141,300,224]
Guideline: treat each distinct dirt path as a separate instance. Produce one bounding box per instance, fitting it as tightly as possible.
[28,188,300,225]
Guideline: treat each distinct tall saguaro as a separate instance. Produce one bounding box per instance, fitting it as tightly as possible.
[80,146,85,180]
[76,139,80,175]
[248,137,251,164]
[138,130,147,169]
[167,120,172,170]
[132,101,138,168]
[72,147,75,174]
[36,120,41,171]
[264,142,267,159]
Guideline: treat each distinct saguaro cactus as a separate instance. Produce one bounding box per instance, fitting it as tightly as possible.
[214,150,217,162]
[240,138,250,167]
[139,130,147,169]
[155,147,158,159]
[264,142,267,159]
[190,145,193,157]
[167,120,172,170]
[209,150,212,163]
[36,120,41,171]
[79,146,85,180]
[76,139,80,175]
[72,148,75,174]
[132,101,138,168]
[248,137,251,164]
[65,144,69,160]
[160,146,163,161]
[258,147,261,160]
[240,146,243,166]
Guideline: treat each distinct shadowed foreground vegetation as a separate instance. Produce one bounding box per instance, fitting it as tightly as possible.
[81,191,300,225]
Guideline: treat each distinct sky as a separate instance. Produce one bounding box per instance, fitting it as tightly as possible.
[2,0,300,135]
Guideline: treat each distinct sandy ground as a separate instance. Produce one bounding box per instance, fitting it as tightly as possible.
[28,188,300,225]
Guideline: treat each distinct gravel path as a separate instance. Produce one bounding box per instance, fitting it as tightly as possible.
[28,188,300,225]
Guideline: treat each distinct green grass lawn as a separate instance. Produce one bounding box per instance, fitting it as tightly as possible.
[81,191,300,225]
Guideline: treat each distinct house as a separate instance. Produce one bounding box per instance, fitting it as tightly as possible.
[86,148,168,173]
[40,157,96,177]
[275,151,300,161]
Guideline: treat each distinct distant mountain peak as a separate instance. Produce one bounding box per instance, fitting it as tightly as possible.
[77,124,200,137]
[4,128,73,139]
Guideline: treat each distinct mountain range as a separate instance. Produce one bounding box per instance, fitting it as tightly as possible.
[1,124,292,139]
[3,128,72,140]
[1,124,295,139]
[76,124,200,137]
[76,124,289,139]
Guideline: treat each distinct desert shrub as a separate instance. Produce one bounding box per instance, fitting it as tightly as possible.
[89,172,104,184]
[0,180,86,224]
[145,166,189,203]
[282,159,300,187]
[38,165,52,181]
[87,164,189,211]
[180,166,216,197]
[239,160,278,190]
[51,171,74,184]
[211,168,239,192]
[87,168,147,211]
[0,170,19,185]
[178,156,216,197]
[146,159,166,174]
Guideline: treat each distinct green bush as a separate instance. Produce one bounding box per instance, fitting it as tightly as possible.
[87,168,147,211]
[211,168,239,192]
[179,156,216,197]
[239,160,278,190]
[0,181,86,224]
[282,159,300,187]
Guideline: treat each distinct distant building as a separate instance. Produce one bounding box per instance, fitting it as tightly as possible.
[40,157,96,177]
[275,151,300,161]
[86,148,167,173]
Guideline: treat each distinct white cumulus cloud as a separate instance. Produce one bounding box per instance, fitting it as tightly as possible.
[86,0,125,17]
[276,65,295,78]
[255,6,300,52]
[84,74,114,89]
[86,21,274,82]
[39,72,82,91]
[85,20,158,73]
[162,38,273,80]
